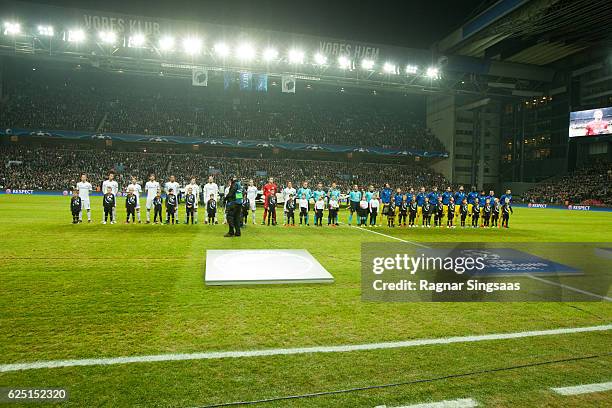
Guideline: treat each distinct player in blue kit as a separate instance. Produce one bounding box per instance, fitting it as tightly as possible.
[394,188,403,218]
[500,189,513,205]
[380,183,392,218]
[416,187,426,221]
[427,187,439,206]
[478,190,487,221]
[454,186,466,218]
[406,188,415,203]
[442,186,452,219]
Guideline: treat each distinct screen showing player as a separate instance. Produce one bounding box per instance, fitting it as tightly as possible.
[569,106,612,137]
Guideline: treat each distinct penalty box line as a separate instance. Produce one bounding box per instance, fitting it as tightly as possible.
[0,324,610,373]
[353,226,611,302]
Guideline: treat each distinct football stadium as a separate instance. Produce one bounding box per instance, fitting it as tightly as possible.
[0,0,611,406]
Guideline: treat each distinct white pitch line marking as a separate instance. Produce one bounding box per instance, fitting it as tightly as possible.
[375,398,479,408]
[526,274,612,302]
[551,381,612,396]
[0,325,610,373]
[351,226,431,248]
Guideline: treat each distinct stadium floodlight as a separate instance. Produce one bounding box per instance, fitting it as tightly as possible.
[98,31,117,45]
[128,33,145,48]
[236,43,255,61]
[383,62,396,74]
[262,47,278,61]
[313,52,327,65]
[182,37,202,55]
[3,21,20,35]
[158,36,174,51]
[288,49,305,64]
[37,25,54,37]
[67,29,85,43]
[361,59,374,70]
[426,66,439,79]
[338,55,351,70]
[214,42,230,57]
[405,64,418,74]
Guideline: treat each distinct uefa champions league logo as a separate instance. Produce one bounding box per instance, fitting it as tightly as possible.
[5,189,11,194]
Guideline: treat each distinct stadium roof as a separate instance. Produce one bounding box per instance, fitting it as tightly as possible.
[435,0,612,66]
[1,0,576,98]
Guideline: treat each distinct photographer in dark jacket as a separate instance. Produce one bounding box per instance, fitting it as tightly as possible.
[224,176,244,237]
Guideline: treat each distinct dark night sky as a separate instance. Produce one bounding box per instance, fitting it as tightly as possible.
[29,0,490,49]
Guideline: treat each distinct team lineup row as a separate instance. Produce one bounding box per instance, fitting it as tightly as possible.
[68,173,515,228]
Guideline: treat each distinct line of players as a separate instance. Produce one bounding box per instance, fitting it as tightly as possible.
[70,173,225,225]
[69,173,513,228]
[250,178,514,229]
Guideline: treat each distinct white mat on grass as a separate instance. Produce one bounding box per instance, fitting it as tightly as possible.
[205,249,334,285]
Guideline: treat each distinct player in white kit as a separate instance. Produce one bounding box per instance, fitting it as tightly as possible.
[101,173,119,224]
[185,177,201,224]
[246,179,258,225]
[144,174,160,223]
[164,175,180,224]
[203,176,219,224]
[76,174,93,223]
[127,176,143,223]
[281,181,296,225]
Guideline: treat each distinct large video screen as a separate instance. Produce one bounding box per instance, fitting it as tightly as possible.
[569,106,612,137]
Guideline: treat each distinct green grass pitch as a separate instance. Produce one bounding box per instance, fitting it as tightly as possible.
[0,195,610,407]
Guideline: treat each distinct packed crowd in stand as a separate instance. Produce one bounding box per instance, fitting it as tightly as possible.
[523,162,612,206]
[2,66,445,151]
[0,145,448,192]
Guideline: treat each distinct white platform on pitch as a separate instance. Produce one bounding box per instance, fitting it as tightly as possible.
[205,249,334,285]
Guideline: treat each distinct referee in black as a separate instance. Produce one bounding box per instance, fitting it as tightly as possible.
[224,176,244,237]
